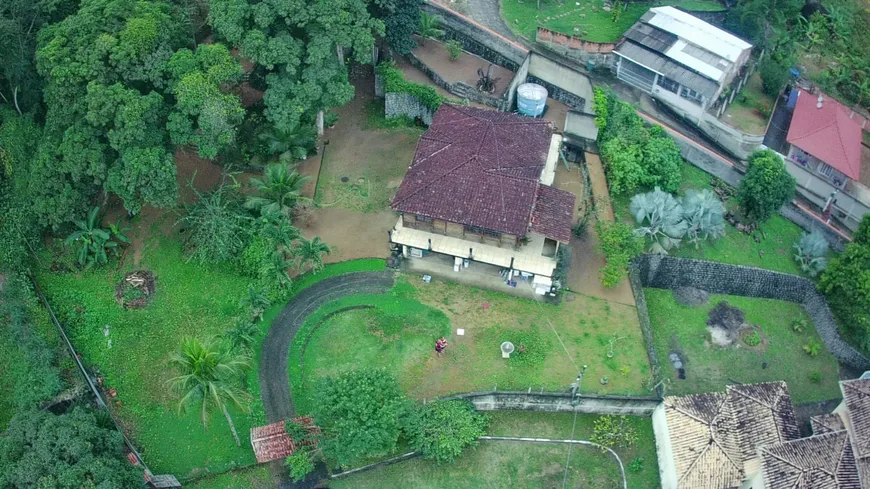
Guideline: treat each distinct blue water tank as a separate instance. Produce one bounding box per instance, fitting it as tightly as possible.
[516,83,548,117]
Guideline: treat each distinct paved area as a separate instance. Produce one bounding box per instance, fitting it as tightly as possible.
[403,252,541,299]
[259,271,395,424]
[461,0,516,40]
[412,37,514,95]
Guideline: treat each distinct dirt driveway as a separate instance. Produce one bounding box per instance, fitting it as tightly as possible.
[300,208,396,263]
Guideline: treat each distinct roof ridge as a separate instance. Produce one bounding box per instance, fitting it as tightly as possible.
[391,156,476,208]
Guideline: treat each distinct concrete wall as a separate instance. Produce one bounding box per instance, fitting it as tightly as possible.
[634,254,870,370]
[505,53,531,111]
[652,404,678,489]
[385,92,435,125]
[443,390,661,415]
[651,85,706,124]
[421,1,527,70]
[405,51,509,110]
[696,114,765,160]
[780,156,869,233]
[527,53,594,112]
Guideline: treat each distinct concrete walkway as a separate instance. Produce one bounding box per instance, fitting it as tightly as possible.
[461,0,516,40]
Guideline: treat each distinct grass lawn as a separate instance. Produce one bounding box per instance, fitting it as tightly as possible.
[0,327,29,430]
[644,288,842,403]
[501,0,724,43]
[613,163,807,275]
[332,411,660,489]
[35,228,385,479]
[183,466,273,489]
[290,275,652,416]
[722,73,774,135]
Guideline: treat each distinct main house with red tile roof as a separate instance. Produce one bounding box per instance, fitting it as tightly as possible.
[389,104,576,294]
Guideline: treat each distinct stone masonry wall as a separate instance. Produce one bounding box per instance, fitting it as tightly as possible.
[633,255,870,370]
[385,92,435,125]
[442,391,660,415]
[527,74,586,112]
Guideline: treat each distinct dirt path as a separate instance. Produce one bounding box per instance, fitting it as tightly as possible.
[258,272,395,423]
[563,154,635,305]
[299,208,396,263]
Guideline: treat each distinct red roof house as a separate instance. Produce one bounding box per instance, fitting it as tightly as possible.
[391,104,575,243]
[786,89,863,181]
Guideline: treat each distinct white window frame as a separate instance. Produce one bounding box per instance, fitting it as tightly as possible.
[818,162,835,179]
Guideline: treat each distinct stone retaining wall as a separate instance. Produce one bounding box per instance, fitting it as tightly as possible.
[405,52,509,110]
[442,390,660,415]
[632,255,870,370]
[384,92,435,125]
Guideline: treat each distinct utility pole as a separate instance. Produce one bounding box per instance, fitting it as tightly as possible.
[570,365,588,407]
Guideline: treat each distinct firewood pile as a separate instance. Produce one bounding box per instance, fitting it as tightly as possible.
[114,270,156,309]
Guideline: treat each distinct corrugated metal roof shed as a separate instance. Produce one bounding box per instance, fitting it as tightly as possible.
[646,6,751,62]
[615,41,720,98]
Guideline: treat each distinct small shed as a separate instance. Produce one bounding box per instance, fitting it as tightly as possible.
[251,417,320,464]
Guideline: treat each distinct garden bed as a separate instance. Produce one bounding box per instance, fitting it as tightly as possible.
[289,275,652,417]
[645,288,841,403]
[331,411,660,489]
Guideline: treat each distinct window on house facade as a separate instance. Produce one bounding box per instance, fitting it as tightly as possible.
[416,215,433,223]
[818,162,835,178]
[680,87,704,105]
[658,76,680,94]
[465,225,500,238]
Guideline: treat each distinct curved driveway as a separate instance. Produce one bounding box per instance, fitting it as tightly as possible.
[259,271,395,423]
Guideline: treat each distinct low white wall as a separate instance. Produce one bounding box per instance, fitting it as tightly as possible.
[652,404,678,489]
[781,157,869,232]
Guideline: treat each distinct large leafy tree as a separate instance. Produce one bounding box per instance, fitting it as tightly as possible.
[372,0,422,55]
[0,111,42,269]
[0,407,142,489]
[313,369,408,467]
[208,0,384,131]
[819,216,870,351]
[737,149,796,222]
[33,0,188,225]
[167,337,251,446]
[166,43,245,158]
[405,400,489,463]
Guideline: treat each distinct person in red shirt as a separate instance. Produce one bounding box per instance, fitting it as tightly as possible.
[435,336,448,356]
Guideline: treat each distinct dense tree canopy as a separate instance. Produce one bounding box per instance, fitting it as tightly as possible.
[737,149,795,222]
[819,216,870,351]
[208,0,384,130]
[0,407,142,489]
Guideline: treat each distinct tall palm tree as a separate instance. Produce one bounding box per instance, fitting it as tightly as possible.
[257,122,317,163]
[260,210,302,253]
[245,163,311,218]
[167,337,251,446]
[294,236,331,274]
[418,13,444,46]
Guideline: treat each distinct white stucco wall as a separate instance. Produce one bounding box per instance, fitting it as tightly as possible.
[652,403,678,489]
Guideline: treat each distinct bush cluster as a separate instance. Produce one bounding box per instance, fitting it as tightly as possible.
[819,216,870,351]
[596,221,644,288]
[377,61,448,112]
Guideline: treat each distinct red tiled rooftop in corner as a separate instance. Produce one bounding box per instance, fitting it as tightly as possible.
[251,418,320,464]
[531,185,575,243]
[392,104,569,239]
[787,89,862,180]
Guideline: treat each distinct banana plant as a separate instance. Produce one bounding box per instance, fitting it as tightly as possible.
[65,207,128,269]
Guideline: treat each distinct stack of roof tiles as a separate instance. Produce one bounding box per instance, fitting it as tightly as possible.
[250,417,320,464]
[391,104,575,243]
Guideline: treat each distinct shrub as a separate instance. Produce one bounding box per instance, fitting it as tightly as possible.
[629,457,645,473]
[591,415,638,450]
[793,230,829,277]
[600,136,645,195]
[809,371,822,384]
[376,61,449,112]
[593,87,610,130]
[759,57,789,97]
[682,189,726,248]
[792,318,808,333]
[405,400,489,463]
[445,40,463,61]
[597,221,644,288]
[285,450,315,482]
[630,187,688,254]
[742,330,761,346]
[803,340,822,357]
[641,128,682,193]
[819,215,870,350]
[737,149,796,222]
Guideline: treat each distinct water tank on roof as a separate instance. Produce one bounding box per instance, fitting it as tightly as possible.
[516,83,548,118]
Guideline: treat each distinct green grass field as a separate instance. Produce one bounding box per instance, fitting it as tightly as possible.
[36,232,384,479]
[289,275,653,418]
[501,0,724,43]
[613,163,807,275]
[332,411,660,489]
[645,288,841,403]
[183,466,273,489]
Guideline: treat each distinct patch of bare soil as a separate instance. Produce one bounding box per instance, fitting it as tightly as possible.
[673,287,709,307]
[706,301,746,347]
[115,270,156,309]
[175,147,225,203]
[410,36,513,96]
[299,208,396,263]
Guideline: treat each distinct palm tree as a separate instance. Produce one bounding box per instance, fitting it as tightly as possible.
[257,123,317,163]
[260,210,302,253]
[239,285,270,322]
[224,319,260,353]
[245,163,311,218]
[294,236,331,274]
[418,13,444,46]
[264,250,294,290]
[167,337,251,446]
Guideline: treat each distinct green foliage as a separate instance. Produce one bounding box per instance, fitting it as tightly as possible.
[803,339,822,357]
[245,163,311,218]
[591,415,639,450]
[597,220,644,288]
[629,457,645,473]
[405,400,490,463]
[257,122,318,163]
[758,57,789,97]
[0,112,42,269]
[294,236,331,274]
[0,407,143,489]
[504,325,550,368]
[792,318,808,333]
[630,188,688,254]
[167,337,251,445]
[167,43,245,159]
[737,149,795,222]
[743,330,761,346]
[376,0,422,55]
[240,285,271,322]
[313,368,408,467]
[597,93,682,194]
[819,215,870,351]
[376,61,448,112]
[224,319,260,354]
[64,207,127,269]
[285,449,316,482]
[446,40,463,61]
[809,371,822,384]
[208,0,383,131]
[418,12,445,44]
[681,189,725,248]
[179,180,254,265]
[793,230,829,277]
